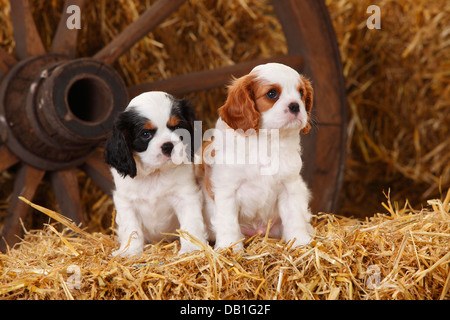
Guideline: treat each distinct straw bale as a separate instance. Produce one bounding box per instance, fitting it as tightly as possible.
[1,191,449,300]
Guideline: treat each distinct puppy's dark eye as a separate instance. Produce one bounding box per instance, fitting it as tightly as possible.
[299,89,304,98]
[266,89,279,100]
[141,130,153,140]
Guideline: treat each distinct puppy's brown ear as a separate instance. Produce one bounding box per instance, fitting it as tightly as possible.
[301,76,313,134]
[218,74,260,132]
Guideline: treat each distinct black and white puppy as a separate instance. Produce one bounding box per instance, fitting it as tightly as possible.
[105,91,207,257]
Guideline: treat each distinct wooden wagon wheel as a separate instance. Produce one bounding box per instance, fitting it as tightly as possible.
[0,0,346,251]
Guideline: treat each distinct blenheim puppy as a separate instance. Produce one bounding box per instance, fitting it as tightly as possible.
[201,63,314,250]
[105,91,207,257]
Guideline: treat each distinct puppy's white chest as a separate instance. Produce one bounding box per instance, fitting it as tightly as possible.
[113,169,175,211]
[236,173,281,219]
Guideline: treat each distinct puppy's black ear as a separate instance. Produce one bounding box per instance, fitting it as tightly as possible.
[104,117,137,178]
[178,98,198,160]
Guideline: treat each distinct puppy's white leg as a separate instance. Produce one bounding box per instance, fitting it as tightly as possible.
[173,191,208,255]
[279,178,313,247]
[202,194,216,242]
[112,198,144,258]
[212,187,244,251]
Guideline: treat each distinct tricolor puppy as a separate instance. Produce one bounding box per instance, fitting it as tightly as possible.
[201,63,314,250]
[105,91,207,257]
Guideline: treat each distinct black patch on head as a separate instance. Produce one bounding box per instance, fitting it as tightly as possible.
[168,98,198,161]
[104,109,156,178]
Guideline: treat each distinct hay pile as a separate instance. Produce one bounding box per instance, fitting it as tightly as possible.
[326,0,450,216]
[1,191,449,300]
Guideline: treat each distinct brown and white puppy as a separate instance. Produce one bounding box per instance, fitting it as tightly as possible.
[200,63,314,250]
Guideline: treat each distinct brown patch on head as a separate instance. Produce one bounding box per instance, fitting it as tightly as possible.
[299,75,313,134]
[254,83,282,113]
[198,140,215,200]
[143,120,156,130]
[218,74,260,132]
[167,115,180,128]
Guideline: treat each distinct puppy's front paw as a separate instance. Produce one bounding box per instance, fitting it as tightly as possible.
[290,234,313,248]
[111,246,143,258]
[178,242,202,255]
[214,241,244,252]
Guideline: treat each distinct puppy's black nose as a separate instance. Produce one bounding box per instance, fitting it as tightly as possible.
[161,142,174,156]
[288,102,300,114]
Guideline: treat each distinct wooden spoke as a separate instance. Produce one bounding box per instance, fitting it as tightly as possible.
[50,0,85,58]
[0,165,45,252]
[0,47,17,76]
[93,0,186,65]
[50,168,85,225]
[127,54,303,98]
[9,0,46,60]
[81,150,114,195]
[0,146,20,172]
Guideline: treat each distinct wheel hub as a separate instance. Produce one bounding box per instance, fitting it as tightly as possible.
[0,55,127,171]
